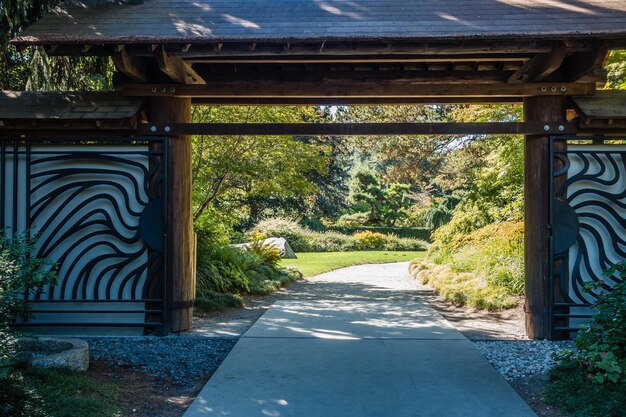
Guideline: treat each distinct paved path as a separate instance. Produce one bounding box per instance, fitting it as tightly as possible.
[184,262,536,417]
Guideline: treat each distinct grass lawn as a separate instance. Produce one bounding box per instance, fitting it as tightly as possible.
[281,251,426,277]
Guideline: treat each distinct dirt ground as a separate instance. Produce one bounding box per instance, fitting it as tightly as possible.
[93,266,563,417]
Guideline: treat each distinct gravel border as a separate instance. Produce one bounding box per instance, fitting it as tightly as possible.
[83,336,238,386]
[473,340,574,381]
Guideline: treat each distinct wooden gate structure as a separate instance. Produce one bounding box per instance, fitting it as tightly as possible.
[3,0,626,338]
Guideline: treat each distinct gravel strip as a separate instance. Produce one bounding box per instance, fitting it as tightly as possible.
[473,340,574,381]
[83,336,238,386]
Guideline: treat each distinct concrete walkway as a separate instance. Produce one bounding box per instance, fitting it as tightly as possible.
[184,262,536,417]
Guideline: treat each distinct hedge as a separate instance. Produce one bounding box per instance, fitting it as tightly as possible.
[328,226,431,242]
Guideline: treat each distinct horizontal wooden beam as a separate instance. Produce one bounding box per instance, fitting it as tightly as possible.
[191,97,523,105]
[138,122,579,136]
[121,82,595,99]
[187,55,530,64]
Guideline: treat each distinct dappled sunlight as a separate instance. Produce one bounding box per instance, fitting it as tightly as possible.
[314,0,365,20]
[500,0,600,14]
[222,14,261,29]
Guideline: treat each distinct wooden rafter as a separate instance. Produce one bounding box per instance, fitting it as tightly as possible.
[154,45,206,84]
[563,41,610,83]
[508,41,567,83]
[112,47,147,83]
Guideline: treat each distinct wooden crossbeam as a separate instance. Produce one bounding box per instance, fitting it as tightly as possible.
[121,82,595,99]
[191,97,522,105]
[138,122,579,136]
[154,45,206,84]
[112,48,147,82]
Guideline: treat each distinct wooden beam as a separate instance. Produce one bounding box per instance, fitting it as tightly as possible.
[524,95,567,340]
[137,122,578,136]
[112,47,147,83]
[149,97,195,333]
[154,45,206,85]
[508,42,567,83]
[191,97,523,105]
[187,54,530,64]
[120,82,595,99]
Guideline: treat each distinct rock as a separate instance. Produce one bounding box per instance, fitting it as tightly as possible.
[17,337,89,372]
[232,237,297,259]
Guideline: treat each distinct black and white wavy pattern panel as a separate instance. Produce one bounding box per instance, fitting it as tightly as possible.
[29,146,154,301]
[562,146,626,304]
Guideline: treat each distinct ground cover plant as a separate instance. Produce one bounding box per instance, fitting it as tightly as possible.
[194,231,301,313]
[546,264,626,416]
[281,251,425,277]
[410,222,524,310]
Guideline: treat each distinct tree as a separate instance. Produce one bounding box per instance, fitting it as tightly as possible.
[191,105,329,230]
[1,0,113,90]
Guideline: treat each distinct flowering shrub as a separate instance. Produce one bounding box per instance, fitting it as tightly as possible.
[353,231,387,250]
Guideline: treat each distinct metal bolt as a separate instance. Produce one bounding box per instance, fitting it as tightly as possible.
[150,126,157,133]
[151,87,157,93]
[170,87,176,93]
[544,125,550,131]
[551,86,558,92]
[561,86,567,92]
[558,125,565,132]
[540,86,548,92]
[164,126,171,133]
[161,87,167,93]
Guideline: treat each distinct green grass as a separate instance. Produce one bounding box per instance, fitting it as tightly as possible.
[1,368,122,417]
[545,362,626,417]
[281,251,426,277]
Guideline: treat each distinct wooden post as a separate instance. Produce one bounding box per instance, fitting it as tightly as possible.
[523,96,566,340]
[150,97,194,333]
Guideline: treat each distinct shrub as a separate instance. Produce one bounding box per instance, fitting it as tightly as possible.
[328,226,431,242]
[556,265,626,384]
[195,291,244,314]
[245,217,312,251]
[334,212,370,228]
[411,221,524,310]
[409,260,520,310]
[247,217,428,253]
[353,231,387,250]
[0,233,57,379]
[246,240,282,268]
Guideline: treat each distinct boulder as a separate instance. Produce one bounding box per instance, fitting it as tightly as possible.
[232,237,297,259]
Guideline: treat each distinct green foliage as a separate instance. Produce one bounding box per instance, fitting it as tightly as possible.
[194,291,244,314]
[247,217,427,252]
[411,222,524,310]
[353,231,387,250]
[191,106,329,229]
[545,361,626,417]
[0,370,46,417]
[606,50,626,90]
[348,169,413,226]
[556,264,626,385]
[246,240,282,268]
[328,226,431,242]
[195,226,302,306]
[333,212,371,228]
[0,233,57,378]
